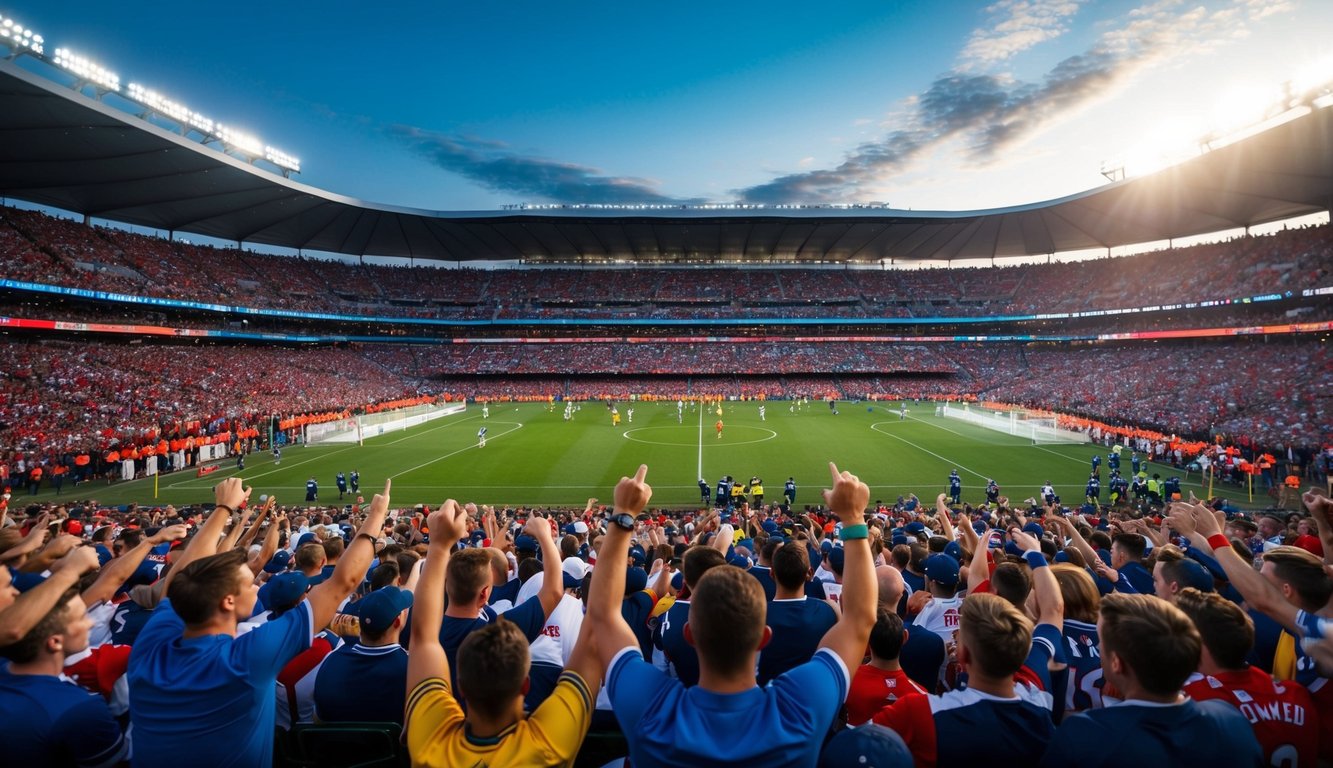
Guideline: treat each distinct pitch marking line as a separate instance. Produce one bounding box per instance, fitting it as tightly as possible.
[389,421,525,479]
[869,422,991,483]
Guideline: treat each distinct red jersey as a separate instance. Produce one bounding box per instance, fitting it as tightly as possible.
[64,643,132,715]
[1184,667,1319,768]
[846,664,927,725]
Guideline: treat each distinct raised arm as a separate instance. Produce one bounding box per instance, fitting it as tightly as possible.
[1050,514,1099,570]
[817,462,874,673]
[967,521,991,595]
[247,508,282,576]
[1011,528,1064,628]
[306,480,390,631]
[1168,501,1300,633]
[587,464,652,673]
[161,479,248,591]
[1304,490,1333,568]
[406,500,469,693]
[0,547,99,645]
[82,524,187,606]
[525,515,563,617]
[711,523,734,555]
[935,494,956,542]
[236,497,274,552]
[217,507,252,553]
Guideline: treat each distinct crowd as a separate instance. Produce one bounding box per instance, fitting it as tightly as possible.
[1,467,1330,767]
[3,206,1330,323]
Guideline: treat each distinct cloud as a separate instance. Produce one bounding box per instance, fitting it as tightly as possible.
[960,0,1084,68]
[389,126,701,205]
[737,0,1292,204]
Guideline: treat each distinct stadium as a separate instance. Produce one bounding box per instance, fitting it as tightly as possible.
[0,6,1330,768]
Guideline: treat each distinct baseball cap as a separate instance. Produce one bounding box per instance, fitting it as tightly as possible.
[354,586,414,633]
[562,556,591,582]
[924,553,960,587]
[942,540,963,562]
[514,535,539,554]
[826,547,845,575]
[1173,559,1214,593]
[1022,522,1045,538]
[295,532,319,549]
[571,520,589,535]
[904,521,927,536]
[258,572,309,614]
[263,549,292,574]
[819,724,913,768]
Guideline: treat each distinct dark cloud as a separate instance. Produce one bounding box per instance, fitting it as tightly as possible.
[390,126,702,205]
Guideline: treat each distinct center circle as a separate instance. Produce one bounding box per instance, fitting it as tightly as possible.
[622,425,779,447]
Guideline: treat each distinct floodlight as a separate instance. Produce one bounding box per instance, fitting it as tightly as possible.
[263,146,300,173]
[52,47,120,91]
[215,124,264,156]
[127,83,216,134]
[0,14,44,55]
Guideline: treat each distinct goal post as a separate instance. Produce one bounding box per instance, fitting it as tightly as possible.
[305,402,467,445]
[940,404,1090,445]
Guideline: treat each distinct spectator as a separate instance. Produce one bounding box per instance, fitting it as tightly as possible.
[312,585,412,725]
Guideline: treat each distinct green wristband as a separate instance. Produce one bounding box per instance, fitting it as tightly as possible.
[840,524,869,540]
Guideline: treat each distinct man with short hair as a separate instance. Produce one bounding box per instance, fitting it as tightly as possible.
[127,478,391,768]
[0,586,129,767]
[1042,593,1262,766]
[313,586,412,725]
[911,553,963,642]
[404,500,603,767]
[846,608,927,725]
[589,462,876,767]
[759,541,838,684]
[654,546,727,686]
[1177,588,1319,767]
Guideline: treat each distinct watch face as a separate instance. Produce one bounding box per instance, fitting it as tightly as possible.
[612,513,635,530]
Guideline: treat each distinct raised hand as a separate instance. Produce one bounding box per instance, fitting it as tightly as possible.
[614,464,653,515]
[823,462,869,523]
[428,499,469,547]
[368,479,392,517]
[525,514,554,542]
[149,524,189,545]
[1009,527,1041,552]
[51,545,99,575]
[214,477,252,510]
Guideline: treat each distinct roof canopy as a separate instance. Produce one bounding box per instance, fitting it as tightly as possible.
[1,58,1331,264]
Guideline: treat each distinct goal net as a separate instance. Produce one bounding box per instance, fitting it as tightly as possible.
[940,404,1090,445]
[305,402,466,445]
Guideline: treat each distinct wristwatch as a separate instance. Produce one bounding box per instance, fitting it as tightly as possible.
[609,512,636,531]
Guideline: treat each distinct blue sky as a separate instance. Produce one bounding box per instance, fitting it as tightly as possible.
[6,1,1333,214]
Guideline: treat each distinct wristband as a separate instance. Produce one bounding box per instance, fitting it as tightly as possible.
[1207,534,1229,551]
[1022,550,1048,569]
[840,524,869,541]
[353,532,377,548]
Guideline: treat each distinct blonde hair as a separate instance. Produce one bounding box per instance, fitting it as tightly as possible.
[1051,564,1100,624]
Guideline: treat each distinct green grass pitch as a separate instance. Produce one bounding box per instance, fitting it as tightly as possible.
[33,401,1270,511]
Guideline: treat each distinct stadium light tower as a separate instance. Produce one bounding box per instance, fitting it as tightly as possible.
[0,13,43,58]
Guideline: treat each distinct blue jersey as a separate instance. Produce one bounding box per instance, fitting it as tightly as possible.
[1052,618,1103,720]
[335,473,346,489]
[1040,698,1263,767]
[747,565,777,601]
[950,476,962,492]
[313,642,409,725]
[758,598,838,684]
[875,623,1061,766]
[0,663,129,767]
[305,480,318,500]
[607,646,849,768]
[1091,455,1101,468]
[438,598,546,684]
[784,480,796,499]
[654,599,700,686]
[1085,479,1100,498]
[127,599,315,768]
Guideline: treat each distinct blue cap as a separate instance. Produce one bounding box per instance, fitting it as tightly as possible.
[514,535,539,553]
[671,572,684,591]
[1053,550,1071,564]
[737,538,755,553]
[295,532,319,548]
[354,586,414,633]
[820,539,834,552]
[819,725,913,768]
[469,530,486,544]
[1023,522,1045,538]
[258,572,309,613]
[727,554,751,569]
[768,533,786,544]
[924,554,960,587]
[625,567,648,596]
[263,549,292,574]
[762,520,779,534]
[826,547,845,575]
[629,546,647,568]
[891,534,908,547]
[561,571,582,590]
[972,520,989,535]
[904,521,927,536]
[942,540,963,561]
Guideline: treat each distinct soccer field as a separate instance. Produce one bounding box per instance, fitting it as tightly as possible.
[37,401,1269,510]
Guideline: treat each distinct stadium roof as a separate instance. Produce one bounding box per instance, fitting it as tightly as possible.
[2,58,1332,264]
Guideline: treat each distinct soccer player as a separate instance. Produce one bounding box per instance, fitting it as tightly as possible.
[1085,474,1100,505]
[716,476,730,508]
[698,478,711,506]
[759,404,766,421]
[476,427,487,448]
[612,408,621,427]
[305,476,318,502]
[272,445,281,465]
[1091,453,1101,478]
[127,478,391,767]
[1041,481,1056,505]
[590,463,876,767]
[1040,594,1263,767]
[784,477,797,505]
[1176,588,1319,767]
[899,402,906,420]
[985,479,1000,505]
[846,608,927,726]
[349,470,359,493]
[627,407,634,423]
[404,500,603,767]
[336,471,347,500]
[948,470,961,505]
[715,418,724,439]
[481,402,489,419]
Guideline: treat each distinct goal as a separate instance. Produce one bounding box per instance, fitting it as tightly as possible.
[940,404,1090,445]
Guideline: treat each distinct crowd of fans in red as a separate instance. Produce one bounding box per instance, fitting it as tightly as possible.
[3,206,1329,322]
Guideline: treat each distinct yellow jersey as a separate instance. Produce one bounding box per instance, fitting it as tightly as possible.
[405,672,594,768]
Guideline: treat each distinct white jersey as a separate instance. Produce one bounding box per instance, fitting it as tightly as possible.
[514,573,583,666]
[914,595,964,641]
